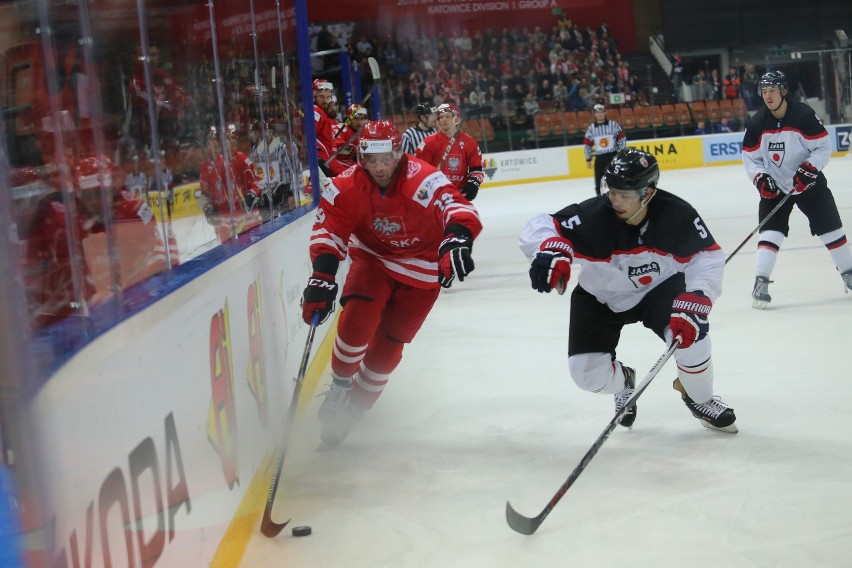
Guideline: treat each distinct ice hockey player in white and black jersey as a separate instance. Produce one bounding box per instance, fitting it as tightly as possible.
[742,70,852,308]
[518,148,737,433]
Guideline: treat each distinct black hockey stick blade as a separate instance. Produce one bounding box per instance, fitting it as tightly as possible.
[505,501,543,535]
[260,311,321,537]
[504,341,679,535]
[465,105,493,118]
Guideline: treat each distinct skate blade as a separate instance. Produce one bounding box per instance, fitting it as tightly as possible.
[700,420,738,434]
[752,299,769,309]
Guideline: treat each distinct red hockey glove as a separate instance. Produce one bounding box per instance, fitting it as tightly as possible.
[669,291,712,349]
[438,225,475,288]
[791,162,818,194]
[301,272,338,324]
[529,237,573,294]
[753,173,779,200]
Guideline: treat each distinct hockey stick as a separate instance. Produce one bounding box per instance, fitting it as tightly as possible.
[724,191,793,265]
[437,105,494,169]
[321,57,380,170]
[505,339,681,535]
[260,310,321,537]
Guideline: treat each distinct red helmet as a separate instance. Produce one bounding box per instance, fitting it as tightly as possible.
[347,104,368,121]
[358,120,402,155]
[313,78,334,92]
[75,156,113,190]
[435,103,461,124]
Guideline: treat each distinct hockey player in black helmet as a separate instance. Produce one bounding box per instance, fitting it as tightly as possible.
[518,147,738,433]
[400,103,437,155]
[743,69,852,308]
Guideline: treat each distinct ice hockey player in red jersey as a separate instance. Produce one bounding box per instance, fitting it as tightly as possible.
[198,126,261,242]
[415,103,484,200]
[742,70,852,307]
[327,104,369,174]
[518,148,737,433]
[313,79,337,176]
[301,120,482,446]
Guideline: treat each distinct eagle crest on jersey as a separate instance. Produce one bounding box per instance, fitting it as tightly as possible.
[448,156,461,172]
[407,160,422,177]
[768,141,785,168]
[372,216,403,236]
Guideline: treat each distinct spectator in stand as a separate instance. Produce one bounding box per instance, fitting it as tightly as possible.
[694,120,711,135]
[741,63,759,110]
[583,103,627,196]
[671,55,685,102]
[691,69,708,101]
[708,68,722,100]
[723,66,741,99]
[715,117,734,133]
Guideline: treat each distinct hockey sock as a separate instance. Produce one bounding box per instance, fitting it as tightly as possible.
[818,229,852,274]
[755,230,784,277]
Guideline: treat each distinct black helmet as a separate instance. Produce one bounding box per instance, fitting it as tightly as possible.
[603,148,659,195]
[758,70,788,93]
[415,103,436,117]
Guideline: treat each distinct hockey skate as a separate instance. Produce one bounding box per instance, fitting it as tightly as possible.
[318,377,363,447]
[841,268,852,293]
[614,366,637,428]
[673,379,737,433]
[752,276,772,309]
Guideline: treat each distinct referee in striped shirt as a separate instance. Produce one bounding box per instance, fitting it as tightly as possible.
[401,104,437,155]
[583,103,627,196]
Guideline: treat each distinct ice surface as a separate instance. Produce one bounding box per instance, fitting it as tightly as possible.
[240,158,852,568]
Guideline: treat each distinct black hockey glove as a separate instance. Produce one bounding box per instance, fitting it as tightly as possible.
[301,254,340,324]
[459,170,485,201]
[461,178,480,201]
[529,237,573,294]
[438,224,475,288]
[752,173,778,200]
[792,162,818,194]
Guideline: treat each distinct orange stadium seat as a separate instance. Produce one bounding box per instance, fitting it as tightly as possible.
[633,105,650,129]
[718,98,734,121]
[576,110,592,131]
[464,119,483,140]
[660,104,677,127]
[649,105,664,128]
[479,118,495,142]
[562,111,580,134]
[690,101,707,124]
[550,112,566,136]
[619,107,636,130]
[534,113,551,137]
[705,100,721,124]
[732,98,748,124]
[674,103,692,126]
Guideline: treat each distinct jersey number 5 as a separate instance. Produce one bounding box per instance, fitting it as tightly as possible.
[693,217,708,239]
[560,215,581,231]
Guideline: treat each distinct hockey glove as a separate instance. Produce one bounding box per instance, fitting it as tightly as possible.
[438,224,475,288]
[529,237,573,294]
[792,162,818,194]
[753,173,779,200]
[460,170,484,201]
[669,291,712,349]
[301,272,338,324]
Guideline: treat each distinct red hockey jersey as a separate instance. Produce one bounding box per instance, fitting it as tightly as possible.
[309,155,482,289]
[415,131,483,188]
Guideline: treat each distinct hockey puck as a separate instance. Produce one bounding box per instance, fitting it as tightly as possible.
[291,526,312,537]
